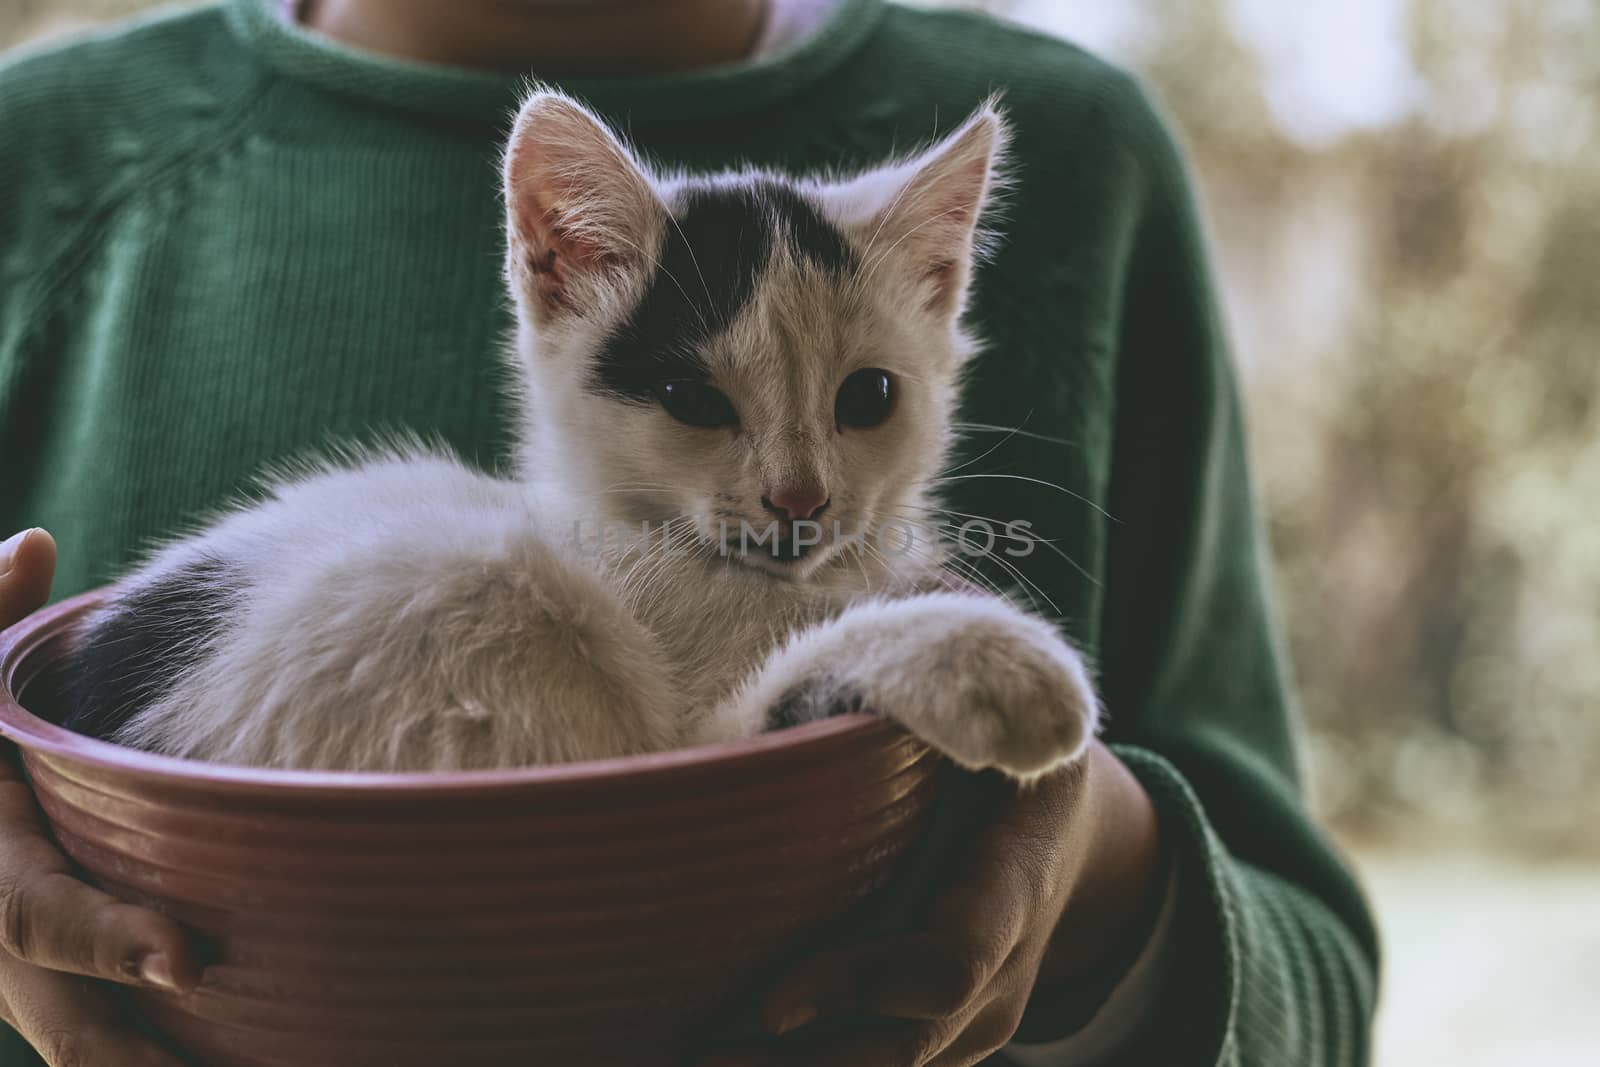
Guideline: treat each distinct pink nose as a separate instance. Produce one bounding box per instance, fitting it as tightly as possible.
[764,486,830,521]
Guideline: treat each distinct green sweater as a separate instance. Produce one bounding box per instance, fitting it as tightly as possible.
[0,1,1378,1063]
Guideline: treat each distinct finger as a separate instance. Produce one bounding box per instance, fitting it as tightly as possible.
[912,771,1084,966]
[758,939,884,1034]
[761,930,1010,1031]
[0,957,189,1067]
[857,847,1037,1020]
[926,998,1028,1067]
[703,1019,951,1067]
[759,800,1044,1034]
[920,865,1032,963]
[0,776,199,992]
[865,934,1010,1021]
[0,529,56,628]
[956,767,1084,897]
[757,770,1081,1039]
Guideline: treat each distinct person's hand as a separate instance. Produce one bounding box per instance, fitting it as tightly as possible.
[700,742,1164,1067]
[0,529,200,1066]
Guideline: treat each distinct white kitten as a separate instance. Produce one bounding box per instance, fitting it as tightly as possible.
[65,91,1098,780]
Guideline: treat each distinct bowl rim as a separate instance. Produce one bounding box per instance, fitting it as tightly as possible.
[0,589,896,797]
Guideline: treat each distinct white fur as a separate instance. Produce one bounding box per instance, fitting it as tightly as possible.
[99,90,1098,778]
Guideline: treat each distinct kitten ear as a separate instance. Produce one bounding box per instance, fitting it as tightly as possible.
[839,101,1009,318]
[503,90,664,321]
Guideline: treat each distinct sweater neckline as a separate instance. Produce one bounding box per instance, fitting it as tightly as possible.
[223,0,885,125]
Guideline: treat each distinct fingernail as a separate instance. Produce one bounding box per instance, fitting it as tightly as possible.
[0,529,35,577]
[137,951,182,992]
[766,1001,816,1036]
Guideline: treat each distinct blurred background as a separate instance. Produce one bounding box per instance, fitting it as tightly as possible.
[5,1,1598,1063]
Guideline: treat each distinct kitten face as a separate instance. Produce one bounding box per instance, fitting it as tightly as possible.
[503,91,1006,581]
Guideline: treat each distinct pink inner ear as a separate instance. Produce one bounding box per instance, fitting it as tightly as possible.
[503,94,664,320]
[514,195,614,315]
[874,111,999,315]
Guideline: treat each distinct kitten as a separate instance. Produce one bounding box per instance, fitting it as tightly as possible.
[63,91,1097,780]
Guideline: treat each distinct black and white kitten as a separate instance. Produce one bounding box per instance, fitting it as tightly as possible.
[64,91,1097,779]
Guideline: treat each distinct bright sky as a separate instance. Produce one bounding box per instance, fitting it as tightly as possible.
[1003,0,1143,56]
[937,0,1428,147]
[1227,0,1424,145]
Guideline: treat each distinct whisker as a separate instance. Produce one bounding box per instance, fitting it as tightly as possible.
[935,547,1017,606]
[941,418,1024,475]
[849,540,874,593]
[883,502,1076,546]
[660,209,717,334]
[931,517,1094,599]
[932,473,1115,521]
[856,508,1014,605]
[870,500,1058,612]
[909,507,1101,590]
[950,421,1082,448]
[609,514,699,598]
[936,530,1060,616]
[596,485,683,496]
[629,529,712,614]
[947,409,1036,470]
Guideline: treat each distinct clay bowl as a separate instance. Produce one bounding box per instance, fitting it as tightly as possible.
[0,590,945,1066]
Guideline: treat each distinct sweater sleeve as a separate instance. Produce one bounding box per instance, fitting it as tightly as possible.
[0,37,105,358]
[1073,75,1379,1065]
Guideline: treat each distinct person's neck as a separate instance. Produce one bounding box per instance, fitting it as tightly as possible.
[300,0,771,77]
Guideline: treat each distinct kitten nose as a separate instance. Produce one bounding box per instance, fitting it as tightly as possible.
[763,486,830,521]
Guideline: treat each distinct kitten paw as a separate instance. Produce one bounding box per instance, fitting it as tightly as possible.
[766,679,867,731]
[747,593,1098,780]
[889,611,1096,779]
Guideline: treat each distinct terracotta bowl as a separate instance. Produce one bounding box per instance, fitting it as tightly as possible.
[0,591,946,1066]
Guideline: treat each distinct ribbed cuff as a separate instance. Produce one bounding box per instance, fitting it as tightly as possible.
[1004,856,1182,1065]
[1104,745,1239,1066]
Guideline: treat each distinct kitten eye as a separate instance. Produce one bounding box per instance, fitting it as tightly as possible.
[657,380,738,428]
[835,368,895,429]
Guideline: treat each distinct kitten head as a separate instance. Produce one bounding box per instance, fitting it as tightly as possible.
[503,89,1007,582]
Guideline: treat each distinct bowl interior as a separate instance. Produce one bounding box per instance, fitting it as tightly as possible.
[0,590,921,796]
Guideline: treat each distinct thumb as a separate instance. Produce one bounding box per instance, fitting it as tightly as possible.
[0,531,56,629]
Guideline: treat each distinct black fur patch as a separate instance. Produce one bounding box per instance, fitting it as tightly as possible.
[760,181,858,276]
[592,181,858,402]
[767,677,868,732]
[63,557,240,742]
